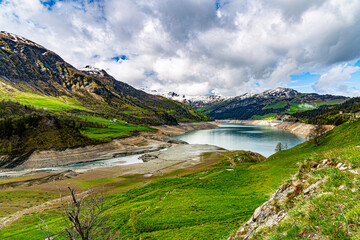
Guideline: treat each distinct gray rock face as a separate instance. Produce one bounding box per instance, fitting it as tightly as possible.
[231,183,294,239]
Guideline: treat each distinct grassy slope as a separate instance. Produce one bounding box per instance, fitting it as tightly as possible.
[0,78,89,112]
[79,116,156,141]
[1,120,360,239]
[250,120,360,239]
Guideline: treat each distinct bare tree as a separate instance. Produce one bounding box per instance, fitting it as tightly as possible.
[308,124,327,146]
[60,186,105,240]
[38,217,51,240]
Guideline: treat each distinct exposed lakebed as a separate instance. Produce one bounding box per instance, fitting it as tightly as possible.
[0,123,305,179]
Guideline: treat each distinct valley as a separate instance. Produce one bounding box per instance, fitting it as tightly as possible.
[0,31,359,240]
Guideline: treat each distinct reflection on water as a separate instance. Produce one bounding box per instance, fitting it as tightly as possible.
[173,123,305,157]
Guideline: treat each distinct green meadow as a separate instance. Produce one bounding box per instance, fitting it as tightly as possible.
[1,116,360,239]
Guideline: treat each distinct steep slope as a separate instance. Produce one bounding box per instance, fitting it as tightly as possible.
[231,119,360,239]
[0,31,211,125]
[198,88,347,120]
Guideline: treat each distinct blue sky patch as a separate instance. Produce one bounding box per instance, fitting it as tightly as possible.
[289,72,320,93]
[40,0,57,10]
[112,55,128,62]
[355,59,360,67]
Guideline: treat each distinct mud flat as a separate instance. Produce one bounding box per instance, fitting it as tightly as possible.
[218,120,334,137]
[0,122,220,171]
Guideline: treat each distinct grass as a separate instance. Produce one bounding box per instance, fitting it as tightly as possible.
[286,100,346,114]
[0,188,58,218]
[0,81,89,112]
[2,120,360,239]
[0,151,270,239]
[264,101,287,109]
[79,116,156,140]
[249,113,278,120]
[249,119,360,239]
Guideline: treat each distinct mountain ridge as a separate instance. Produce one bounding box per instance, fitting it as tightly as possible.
[0,31,211,125]
[147,87,348,120]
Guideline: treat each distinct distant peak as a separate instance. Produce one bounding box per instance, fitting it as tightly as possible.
[260,87,299,98]
[0,31,45,49]
[79,65,108,77]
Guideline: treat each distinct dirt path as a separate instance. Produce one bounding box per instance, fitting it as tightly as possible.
[0,190,89,230]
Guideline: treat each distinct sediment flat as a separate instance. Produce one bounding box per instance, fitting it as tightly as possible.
[0,121,220,171]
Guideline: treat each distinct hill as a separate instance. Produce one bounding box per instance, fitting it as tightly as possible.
[290,97,360,125]
[194,88,347,120]
[0,31,211,126]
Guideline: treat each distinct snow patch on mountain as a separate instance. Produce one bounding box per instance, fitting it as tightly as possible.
[259,87,299,98]
[146,90,234,108]
[79,65,107,77]
[0,31,44,49]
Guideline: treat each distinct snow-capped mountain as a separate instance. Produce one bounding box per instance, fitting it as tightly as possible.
[0,31,44,49]
[147,87,299,108]
[147,87,347,120]
[258,87,299,98]
[146,90,234,108]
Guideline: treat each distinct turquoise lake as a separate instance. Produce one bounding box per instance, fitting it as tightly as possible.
[173,123,305,157]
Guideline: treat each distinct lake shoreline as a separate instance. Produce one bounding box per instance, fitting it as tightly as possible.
[217,119,334,137]
[0,121,220,172]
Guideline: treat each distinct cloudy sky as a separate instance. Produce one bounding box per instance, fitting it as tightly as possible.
[1,0,360,96]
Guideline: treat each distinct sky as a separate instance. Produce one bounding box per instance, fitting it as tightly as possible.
[1,0,360,97]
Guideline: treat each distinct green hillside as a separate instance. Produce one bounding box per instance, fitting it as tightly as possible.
[2,118,360,239]
[290,97,360,125]
[0,32,212,160]
[0,32,211,126]
[199,90,346,120]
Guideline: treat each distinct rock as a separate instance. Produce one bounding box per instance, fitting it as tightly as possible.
[348,169,359,175]
[336,162,344,168]
[232,183,294,239]
[322,159,329,165]
[226,169,234,171]
[303,181,320,195]
[339,166,348,171]
[140,153,160,162]
[339,184,346,190]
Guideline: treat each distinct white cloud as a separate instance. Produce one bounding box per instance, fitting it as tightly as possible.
[0,0,360,96]
[313,64,360,95]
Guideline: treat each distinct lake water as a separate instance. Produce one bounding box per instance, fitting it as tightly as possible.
[173,123,305,157]
[0,123,305,179]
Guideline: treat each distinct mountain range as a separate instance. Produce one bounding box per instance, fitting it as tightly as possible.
[149,88,348,120]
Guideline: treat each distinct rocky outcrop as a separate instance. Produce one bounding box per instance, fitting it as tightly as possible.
[230,183,294,239]
[219,120,334,137]
[230,158,359,239]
